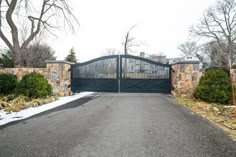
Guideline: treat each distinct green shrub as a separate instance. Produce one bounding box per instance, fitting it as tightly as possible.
[194,70,232,104]
[16,72,52,98]
[0,73,18,95]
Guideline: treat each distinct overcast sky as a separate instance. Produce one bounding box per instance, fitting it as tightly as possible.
[2,0,217,62]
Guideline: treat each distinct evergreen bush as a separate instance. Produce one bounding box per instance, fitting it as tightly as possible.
[194,70,232,104]
[0,73,18,95]
[16,72,52,98]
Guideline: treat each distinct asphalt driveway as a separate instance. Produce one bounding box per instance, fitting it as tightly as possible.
[0,93,235,157]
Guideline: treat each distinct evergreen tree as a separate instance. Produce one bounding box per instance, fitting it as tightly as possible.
[65,47,77,63]
[0,49,14,68]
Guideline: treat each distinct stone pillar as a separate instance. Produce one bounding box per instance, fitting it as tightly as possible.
[172,61,202,97]
[230,69,236,82]
[46,60,72,96]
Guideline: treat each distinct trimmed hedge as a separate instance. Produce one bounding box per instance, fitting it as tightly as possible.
[0,73,18,95]
[194,70,232,104]
[16,72,52,98]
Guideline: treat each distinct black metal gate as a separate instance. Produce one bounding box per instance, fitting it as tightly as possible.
[71,55,171,93]
[71,55,119,92]
[120,55,171,93]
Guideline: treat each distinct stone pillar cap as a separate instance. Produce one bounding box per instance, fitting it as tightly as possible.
[45,60,73,65]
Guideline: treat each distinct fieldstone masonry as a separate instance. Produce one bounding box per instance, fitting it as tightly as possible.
[172,62,202,97]
[0,68,47,79]
[0,61,72,96]
[230,69,236,82]
[46,61,71,96]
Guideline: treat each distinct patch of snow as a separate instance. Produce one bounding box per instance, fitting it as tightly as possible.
[0,92,94,126]
[223,106,235,108]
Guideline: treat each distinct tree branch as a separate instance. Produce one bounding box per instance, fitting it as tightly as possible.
[0,0,13,51]
[5,0,9,6]
[6,0,20,50]
[209,11,228,37]
[202,16,227,53]
[21,0,47,49]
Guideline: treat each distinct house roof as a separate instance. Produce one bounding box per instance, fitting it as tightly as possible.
[172,55,200,64]
[45,60,73,65]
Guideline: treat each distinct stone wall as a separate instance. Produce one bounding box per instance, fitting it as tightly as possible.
[0,61,71,96]
[230,69,236,82]
[0,68,47,79]
[172,63,202,97]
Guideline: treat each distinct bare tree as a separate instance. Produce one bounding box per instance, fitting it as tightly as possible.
[0,0,78,67]
[122,25,140,55]
[25,43,56,67]
[122,25,139,78]
[190,0,236,67]
[202,40,233,66]
[178,41,200,56]
[147,52,167,63]
[102,48,120,56]
[0,43,56,68]
[178,41,205,63]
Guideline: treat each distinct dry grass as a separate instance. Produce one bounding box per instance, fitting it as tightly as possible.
[0,95,58,113]
[175,97,236,141]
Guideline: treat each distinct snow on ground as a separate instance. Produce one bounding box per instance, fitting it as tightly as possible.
[0,92,94,126]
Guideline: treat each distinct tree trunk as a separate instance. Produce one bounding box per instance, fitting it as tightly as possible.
[13,48,25,67]
[228,40,233,68]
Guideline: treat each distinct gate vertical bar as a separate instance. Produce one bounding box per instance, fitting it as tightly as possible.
[117,55,120,93]
[120,55,123,92]
[169,64,172,94]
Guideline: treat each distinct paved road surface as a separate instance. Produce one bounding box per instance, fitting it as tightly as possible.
[0,93,235,157]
